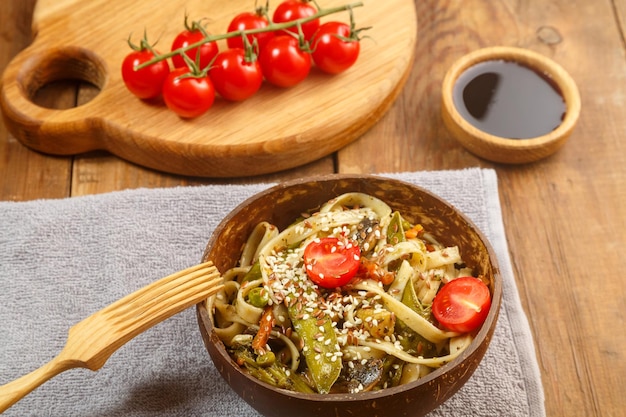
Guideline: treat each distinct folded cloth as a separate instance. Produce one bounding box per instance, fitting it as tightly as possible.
[0,168,545,417]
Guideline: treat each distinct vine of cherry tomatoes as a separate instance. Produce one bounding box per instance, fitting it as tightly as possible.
[121,1,367,118]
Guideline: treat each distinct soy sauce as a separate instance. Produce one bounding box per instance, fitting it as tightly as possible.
[453,60,566,139]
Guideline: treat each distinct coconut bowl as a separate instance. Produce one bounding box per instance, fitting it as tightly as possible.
[197,174,502,417]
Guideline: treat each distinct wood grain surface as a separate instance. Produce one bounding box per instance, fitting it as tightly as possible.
[0,0,416,177]
[1,1,625,416]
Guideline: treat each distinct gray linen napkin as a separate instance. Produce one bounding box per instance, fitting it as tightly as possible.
[0,168,545,417]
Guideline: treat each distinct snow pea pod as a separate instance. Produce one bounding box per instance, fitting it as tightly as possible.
[289,299,341,394]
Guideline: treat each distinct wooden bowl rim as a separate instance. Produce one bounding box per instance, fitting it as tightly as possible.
[198,173,503,402]
[441,46,581,153]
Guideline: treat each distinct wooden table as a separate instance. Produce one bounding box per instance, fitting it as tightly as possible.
[1,1,624,416]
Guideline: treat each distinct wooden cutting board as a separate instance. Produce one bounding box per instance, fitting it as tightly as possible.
[0,0,417,177]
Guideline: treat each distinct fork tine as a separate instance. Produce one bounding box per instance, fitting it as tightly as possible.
[111,273,223,334]
[100,262,216,317]
[75,262,223,358]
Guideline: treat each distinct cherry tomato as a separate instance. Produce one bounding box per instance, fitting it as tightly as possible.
[432,277,492,333]
[259,35,311,87]
[303,237,361,288]
[121,49,170,99]
[272,0,320,41]
[162,68,215,118]
[311,22,360,74]
[171,29,219,70]
[209,48,263,101]
[227,11,275,52]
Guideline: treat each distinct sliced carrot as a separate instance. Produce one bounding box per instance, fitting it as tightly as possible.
[252,305,275,353]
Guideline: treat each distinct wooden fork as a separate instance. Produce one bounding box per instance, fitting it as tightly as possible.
[0,261,223,413]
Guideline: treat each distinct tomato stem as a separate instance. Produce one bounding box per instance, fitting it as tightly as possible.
[347,7,372,41]
[255,0,270,18]
[134,1,364,70]
[241,30,259,63]
[127,29,158,52]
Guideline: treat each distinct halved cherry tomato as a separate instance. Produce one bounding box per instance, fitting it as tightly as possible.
[121,49,170,99]
[162,68,215,118]
[311,21,360,74]
[272,0,320,41]
[303,237,361,288]
[258,35,311,87]
[227,11,275,52]
[432,277,491,333]
[171,28,219,70]
[209,48,263,101]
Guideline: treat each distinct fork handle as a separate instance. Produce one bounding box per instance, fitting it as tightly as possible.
[0,353,78,413]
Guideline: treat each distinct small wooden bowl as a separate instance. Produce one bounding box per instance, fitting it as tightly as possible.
[197,174,503,417]
[441,46,581,164]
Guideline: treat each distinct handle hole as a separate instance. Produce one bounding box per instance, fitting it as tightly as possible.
[18,46,106,109]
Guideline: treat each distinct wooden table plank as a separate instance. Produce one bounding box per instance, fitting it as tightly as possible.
[70,151,334,196]
[492,1,626,413]
[1,1,625,416]
[0,0,73,201]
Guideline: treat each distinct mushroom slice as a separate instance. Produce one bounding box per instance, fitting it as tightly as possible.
[334,358,384,393]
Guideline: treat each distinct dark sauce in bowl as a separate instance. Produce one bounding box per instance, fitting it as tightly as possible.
[452,60,566,139]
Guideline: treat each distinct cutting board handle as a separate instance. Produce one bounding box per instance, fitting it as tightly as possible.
[1,43,107,154]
